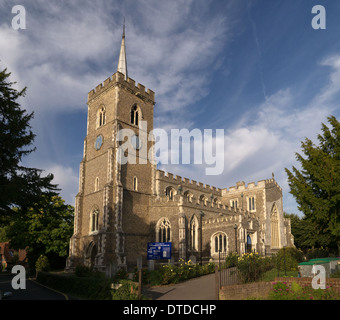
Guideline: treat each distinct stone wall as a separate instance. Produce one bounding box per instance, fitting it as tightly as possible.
[219,277,340,300]
[219,281,273,300]
[275,277,340,292]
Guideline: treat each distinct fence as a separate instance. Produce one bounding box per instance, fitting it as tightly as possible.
[219,266,239,286]
[217,252,239,288]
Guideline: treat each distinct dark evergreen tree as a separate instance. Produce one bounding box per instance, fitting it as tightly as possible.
[285,116,340,253]
[0,68,58,224]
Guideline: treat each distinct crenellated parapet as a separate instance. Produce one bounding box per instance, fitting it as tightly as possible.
[221,178,282,195]
[203,211,260,226]
[149,193,260,222]
[156,170,221,195]
[88,71,155,104]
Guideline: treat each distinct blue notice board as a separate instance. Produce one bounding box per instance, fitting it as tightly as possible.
[147,242,172,260]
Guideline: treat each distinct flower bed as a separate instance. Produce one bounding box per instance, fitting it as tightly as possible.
[131,259,216,286]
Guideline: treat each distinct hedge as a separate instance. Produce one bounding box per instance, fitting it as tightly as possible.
[36,271,112,300]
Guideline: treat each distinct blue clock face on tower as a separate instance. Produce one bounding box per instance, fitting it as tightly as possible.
[95,135,103,150]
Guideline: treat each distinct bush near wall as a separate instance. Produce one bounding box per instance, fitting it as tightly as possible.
[131,260,216,286]
[36,271,112,300]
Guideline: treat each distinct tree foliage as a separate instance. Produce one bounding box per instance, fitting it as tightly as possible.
[7,195,74,270]
[285,116,340,251]
[0,67,74,270]
[0,68,58,224]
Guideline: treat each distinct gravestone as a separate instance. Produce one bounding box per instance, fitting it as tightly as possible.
[189,255,196,264]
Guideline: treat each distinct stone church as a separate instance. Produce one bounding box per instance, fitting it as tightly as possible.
[66,27,294,275]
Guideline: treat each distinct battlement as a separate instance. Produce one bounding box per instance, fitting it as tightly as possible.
[151,193,249,216]
[222,178,282,195]
[203,213,259,225]
[88,71,155,103]
[156,170,221,195]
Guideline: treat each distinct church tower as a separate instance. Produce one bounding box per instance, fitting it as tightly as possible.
[66,25,156,275]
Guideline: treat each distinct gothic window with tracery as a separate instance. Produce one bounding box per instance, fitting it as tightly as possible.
[157,218,171,242]
[189,216,199,251]
[212,232,227,254]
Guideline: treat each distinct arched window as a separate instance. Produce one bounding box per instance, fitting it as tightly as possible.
[157,218,171,242]
[91,208,99,232]
[94,177,99,192]
[271,204,280,248]
[199,195,208,206]
[130,105,140,126]
[165,186,175,200]
[211,232,227,254]
[189,215,199,251]
[184,191,193,203]
[133,176,138,191]
[97,106,106,128]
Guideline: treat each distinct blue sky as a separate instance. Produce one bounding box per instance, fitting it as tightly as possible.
[1,0,339,215]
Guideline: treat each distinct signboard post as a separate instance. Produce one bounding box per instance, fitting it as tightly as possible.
[147,242,172,260]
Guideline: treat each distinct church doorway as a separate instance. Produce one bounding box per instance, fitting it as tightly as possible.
[85,241,97,268]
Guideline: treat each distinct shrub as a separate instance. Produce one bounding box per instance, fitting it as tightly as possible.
[75,265,93,277]
[224,252,238,268]
[237,252,271,283]
[114,268,129,281]
[159,264,178,284]
[147,260,216,285]
[132,268,150,284]
[268,281,340,300]
[275,247,304,271]
[112,280,140,300]
[35,255,50,272]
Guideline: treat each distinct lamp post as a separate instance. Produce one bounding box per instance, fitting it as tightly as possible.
[234,224,238,254]
[241,193,243,210]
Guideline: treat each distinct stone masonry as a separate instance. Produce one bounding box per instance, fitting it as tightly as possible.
[65,28,294,276]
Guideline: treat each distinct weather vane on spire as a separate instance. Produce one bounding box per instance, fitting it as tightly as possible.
[123,17,125,38]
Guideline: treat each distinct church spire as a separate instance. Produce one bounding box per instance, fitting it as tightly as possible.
[117,18,128,79]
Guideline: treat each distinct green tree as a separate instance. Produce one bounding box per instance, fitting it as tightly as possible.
[284,213,319,249]
[285,116,340,252]
[7,195,74,271]
[0,68,58,225]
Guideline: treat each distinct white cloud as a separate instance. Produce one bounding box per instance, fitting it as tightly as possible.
[158,54,340,215]
[45,164,79,206]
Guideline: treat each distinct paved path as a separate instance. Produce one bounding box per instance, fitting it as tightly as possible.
[142,273,216,300]
[0,273,67,300]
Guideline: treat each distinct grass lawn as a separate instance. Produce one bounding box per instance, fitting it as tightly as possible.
[260,268,298,282]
